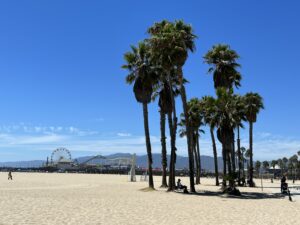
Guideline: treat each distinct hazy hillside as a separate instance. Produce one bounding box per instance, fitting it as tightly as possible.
[0,153,223,172]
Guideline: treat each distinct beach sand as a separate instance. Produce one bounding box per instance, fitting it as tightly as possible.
[0,172,299,225]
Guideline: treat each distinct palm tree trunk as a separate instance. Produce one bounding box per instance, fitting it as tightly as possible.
[178,67,195,192]
[222,144,227,187]
[167,112,176,191]
[142,103,154,189]
[227,146,232,175]
[160,109,168,187]
[194,138,199,184]
[231,130,236,174]
[237,126,242,185]
[242,157,245,178]
[194,131,201,184]
[225,134,233,187]
[249,121,254,187]
[210,127,219,186]
[195,131,201,184]
[166,75,178,191]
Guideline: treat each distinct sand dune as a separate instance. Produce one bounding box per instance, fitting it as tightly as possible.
[0,172,299,225]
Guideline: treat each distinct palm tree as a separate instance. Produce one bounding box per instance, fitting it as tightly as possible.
[288,155,298,182]
[282,157,288,173]
[152,81,174,188]
[262,161,269,172]
[234,95,246,185]
[277,159,283,176]
[122,42,157,189]
[204,45,242,190]
[255,161,261,177]
[204,44,241,91]
[148,20,197,192]
[271,160,277,170]
[244,92,264,187]
[179,98,204,185]
[154,78,181,188]
[200,96,220,186]
[214,88,242,188]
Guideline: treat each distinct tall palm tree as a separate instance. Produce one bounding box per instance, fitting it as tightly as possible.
[244,92,264,187]
[152,81,173,188]
[204,45,242,189]
[148,20,197,192]
[156,72,181,191]
[179,98,204,185]
[214,88,242,188]
[122,42,157,189]
[233,95,246,185]
[200,96,220,186]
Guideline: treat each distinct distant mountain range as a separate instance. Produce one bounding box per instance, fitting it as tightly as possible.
[0,153,223,172]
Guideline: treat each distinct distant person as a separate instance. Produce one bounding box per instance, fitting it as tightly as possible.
[8,171,13,180]
[281,175,287,193]
[177,179,188,193]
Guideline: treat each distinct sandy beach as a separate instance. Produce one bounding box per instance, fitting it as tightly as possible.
[0,172,299,225]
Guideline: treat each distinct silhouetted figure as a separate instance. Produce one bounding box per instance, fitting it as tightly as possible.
[8,171,13,180]
[177,179,188,193]
[281,175,287,193]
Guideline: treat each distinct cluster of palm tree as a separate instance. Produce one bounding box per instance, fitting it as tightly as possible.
[269,151,300,180]
[122,19,264,193]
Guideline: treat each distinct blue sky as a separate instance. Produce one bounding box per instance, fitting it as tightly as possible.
[0,0,299,161]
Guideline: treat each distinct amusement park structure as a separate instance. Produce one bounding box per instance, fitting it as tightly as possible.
[47,148,136,181]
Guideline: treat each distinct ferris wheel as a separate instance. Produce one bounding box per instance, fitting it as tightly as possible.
[51,147,72,164]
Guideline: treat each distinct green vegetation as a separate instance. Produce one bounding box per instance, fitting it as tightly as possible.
[122,20,265,194]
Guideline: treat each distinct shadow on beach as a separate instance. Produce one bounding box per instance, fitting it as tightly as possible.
[176,190,286,200]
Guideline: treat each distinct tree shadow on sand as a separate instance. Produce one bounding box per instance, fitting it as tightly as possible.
[177,190,285,200]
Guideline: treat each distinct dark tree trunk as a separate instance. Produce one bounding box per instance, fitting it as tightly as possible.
[218,128,227,187]
[231,129,236,174]
[178,67,195,192]
[167,112,176,191]
[160,109,168,187]
[249,121,254,187]
[166,75,178,192]
[195,131,201,184]
[227,144,232,175]
[142,103,154,189]
[242,157,245,178]
[210,127,219,186]
[237,126,242,185]
[222,144,227,187]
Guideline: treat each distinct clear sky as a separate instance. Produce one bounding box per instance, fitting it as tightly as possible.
[0,0,299,161]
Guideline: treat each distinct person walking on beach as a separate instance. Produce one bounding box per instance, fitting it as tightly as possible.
[8,171,13,180]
